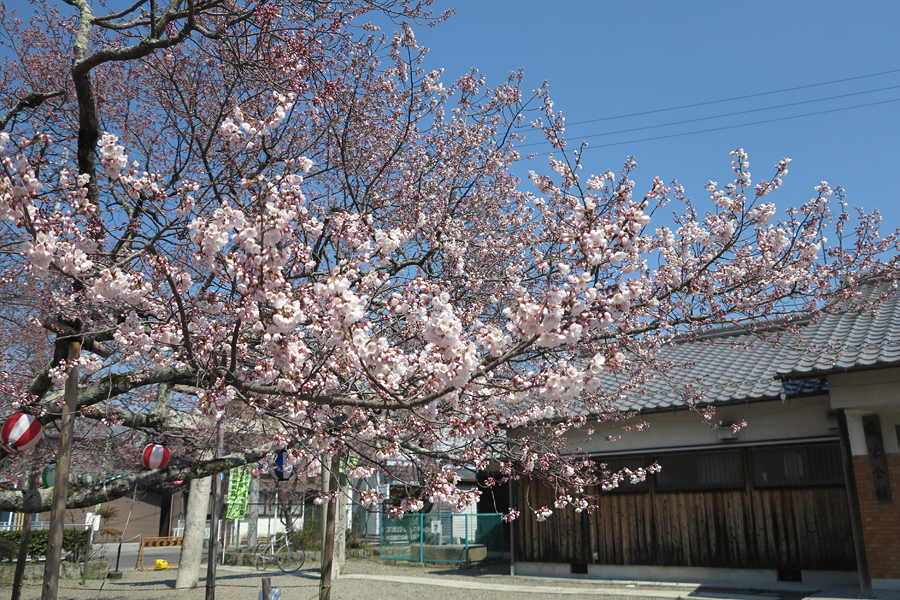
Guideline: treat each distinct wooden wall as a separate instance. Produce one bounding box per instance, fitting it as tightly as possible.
[513,467,856,571]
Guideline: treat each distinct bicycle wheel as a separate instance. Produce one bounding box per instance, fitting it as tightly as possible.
[254,543,272,570]
[275,544,305,573]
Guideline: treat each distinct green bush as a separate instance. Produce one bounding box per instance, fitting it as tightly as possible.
[0,528,90,561]
[289,518,321,551]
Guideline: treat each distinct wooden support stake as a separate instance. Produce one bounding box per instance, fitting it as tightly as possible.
[261,577,272,600]
[205,423,225,600]
[40,339,81,600]
[319,454,340,600]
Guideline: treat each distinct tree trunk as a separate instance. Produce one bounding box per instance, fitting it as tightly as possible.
[319,454,340,600]
[11,473,39,600]
[41,339,80,600]
[247,474,259,549]
[175,472,212,588]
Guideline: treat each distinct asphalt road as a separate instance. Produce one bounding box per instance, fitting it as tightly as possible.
[94,544,217,571]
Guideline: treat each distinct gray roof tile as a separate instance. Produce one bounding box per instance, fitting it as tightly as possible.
[589,281,899,412]
[779,280,900,375]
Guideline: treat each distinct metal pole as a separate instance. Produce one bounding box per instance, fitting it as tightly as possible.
[418,514,423,564]
[320,454,340,600]
[465,514,469,564]
[836,408,873,598]
[205,423,225,600]
[12,472,40,600]
[41,338,81,600]
[81,526,94,586]
[114,541,123,572]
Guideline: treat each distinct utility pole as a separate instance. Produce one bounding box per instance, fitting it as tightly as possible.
[40,332,81,600]
[205,423,225,600]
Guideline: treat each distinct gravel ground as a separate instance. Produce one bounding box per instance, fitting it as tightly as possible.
[0,558,794,600]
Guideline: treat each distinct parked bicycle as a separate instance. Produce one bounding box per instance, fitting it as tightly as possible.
[253,535,305,573]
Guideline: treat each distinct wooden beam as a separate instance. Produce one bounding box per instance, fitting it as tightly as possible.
[837,409,874,598]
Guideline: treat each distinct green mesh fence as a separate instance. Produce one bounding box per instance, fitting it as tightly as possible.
[380,513,504,564]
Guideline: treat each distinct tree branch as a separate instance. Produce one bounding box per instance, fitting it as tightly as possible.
[0,90,65,132]
[0,446,275,512]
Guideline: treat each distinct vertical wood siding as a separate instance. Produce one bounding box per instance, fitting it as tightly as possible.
[513,463,856,570]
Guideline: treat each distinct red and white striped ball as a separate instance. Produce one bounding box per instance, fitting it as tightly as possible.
[1,413,43,453]
[142,444,170,469]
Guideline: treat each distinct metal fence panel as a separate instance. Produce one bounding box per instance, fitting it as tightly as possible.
[379,513,503,564]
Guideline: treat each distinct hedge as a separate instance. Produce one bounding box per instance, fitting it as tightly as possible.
[0,529,90,560]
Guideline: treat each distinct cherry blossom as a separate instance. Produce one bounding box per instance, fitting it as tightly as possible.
[0,0,895,520]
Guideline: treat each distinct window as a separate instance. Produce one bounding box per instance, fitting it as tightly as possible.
[750,443,843,487]
[596,455,650,492]
[654,450,744,491]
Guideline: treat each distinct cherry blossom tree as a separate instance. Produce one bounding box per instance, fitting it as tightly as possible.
[0,0,896,521]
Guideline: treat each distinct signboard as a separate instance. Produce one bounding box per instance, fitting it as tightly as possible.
[430,520,442,534]
[85,512,101,531]
[862,415,892,503]
[226,465,252,519]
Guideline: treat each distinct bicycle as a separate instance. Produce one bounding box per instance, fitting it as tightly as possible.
[253,535,306,573]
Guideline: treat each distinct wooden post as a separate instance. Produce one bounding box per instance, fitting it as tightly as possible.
[261,576,272,600]
[11,472,40,600]
[40,338,81,600]
[205,423,225,600]
[837,409,874,598]
[508,479,515,577]
[319,454,340,600]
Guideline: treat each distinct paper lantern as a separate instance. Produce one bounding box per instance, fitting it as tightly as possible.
[271,452,294,481]
[1,413,43,453]
[142,444,170,469]
[42,463,57,488]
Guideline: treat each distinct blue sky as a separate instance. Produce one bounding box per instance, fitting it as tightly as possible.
[407,0,900,236]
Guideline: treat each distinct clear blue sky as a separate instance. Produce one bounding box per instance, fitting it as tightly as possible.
[406,0,900,235]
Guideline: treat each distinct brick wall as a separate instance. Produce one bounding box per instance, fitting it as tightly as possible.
[853,453,900,580]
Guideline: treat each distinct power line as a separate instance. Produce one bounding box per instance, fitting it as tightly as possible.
[525,97,900,157]
[565,68,900,126]
[519,84,900,149]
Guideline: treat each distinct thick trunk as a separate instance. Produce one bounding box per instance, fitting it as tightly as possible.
[175,471,213,589]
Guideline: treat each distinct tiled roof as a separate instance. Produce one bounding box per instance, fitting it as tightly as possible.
[595,281,900,412]
[778,280,900,375]
[595,324,825,412]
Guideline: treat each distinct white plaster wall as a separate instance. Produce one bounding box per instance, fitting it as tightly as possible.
[828,367,900,410]
[844,409,900,455]
[565,395,834,455]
